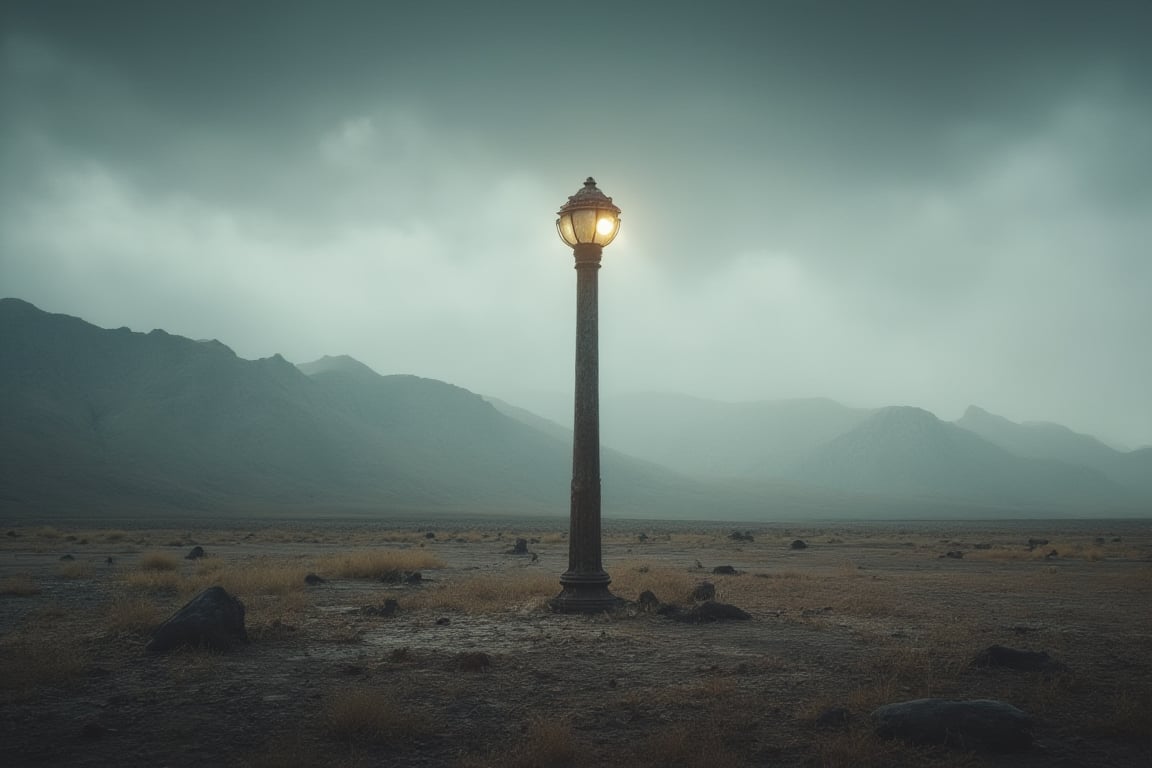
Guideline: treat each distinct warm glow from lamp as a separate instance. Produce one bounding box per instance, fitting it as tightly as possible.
[556,177,622,249]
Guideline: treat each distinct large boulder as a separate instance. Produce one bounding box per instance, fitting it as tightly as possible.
[872,698,1033,752]
[146,586,247,653]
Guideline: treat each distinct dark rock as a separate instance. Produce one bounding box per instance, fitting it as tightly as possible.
[815,707,851,728]
[1094,537,1107,545]
[6,530,17,537]
[728,530,754,542]
[80,721,113,740]
[974,543,992,549]
[712,565,738,575]
[974,645,1066,672]
[185,546,206,560]
[691,581,716,601]
[671,601,751,623]
[105,556,115,565]
[872,698,1033,752]
[790,539,808,550]
[1044,549,1059,560]
[1026,538,1049,551]
[456,651,491,671]
[510,538,529,555]
[360,599,399,617]
[304,573,326,585]
[636,532,648,542]
[60,554,75,561]
[1112,537,1122,542]
[638,590,660,609]
[146,586,247,653]
[425,531,436,539]
[943,551,965,559]
[435,617,450,625]
[404,571,423,585]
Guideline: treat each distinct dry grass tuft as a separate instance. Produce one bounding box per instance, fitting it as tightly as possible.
[627,721,744,768]
[324,686,430,743]
[0,574,41,596]
[317,549,444,580]
[462,716,576,768]
[57,560,94,579]
[103,597,163,634]
[408,570,555,613]
[0,635,88,692]
[139,551,182,571]
[811,726,949,768]
[124,569,185,593]
[610,560,701,604]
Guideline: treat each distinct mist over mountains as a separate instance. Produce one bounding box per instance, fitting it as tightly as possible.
[2,299,1148,520]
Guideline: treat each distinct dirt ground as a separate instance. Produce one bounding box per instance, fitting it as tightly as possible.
[1,517,1150,767]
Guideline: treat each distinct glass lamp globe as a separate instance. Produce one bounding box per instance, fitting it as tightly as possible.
[556,177,621,248]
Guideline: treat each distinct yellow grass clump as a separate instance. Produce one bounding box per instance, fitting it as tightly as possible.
[409,570,557,613]
[324,686,429,742]
[104,597,163,634]
[316,549,444,580]
[0,574,41,596]
[138,551,182,571]
[57,560,94,579]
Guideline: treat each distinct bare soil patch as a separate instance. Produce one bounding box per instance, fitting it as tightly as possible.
[1,519,1150,767]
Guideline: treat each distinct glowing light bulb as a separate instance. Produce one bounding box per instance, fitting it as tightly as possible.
[596,217,615,236]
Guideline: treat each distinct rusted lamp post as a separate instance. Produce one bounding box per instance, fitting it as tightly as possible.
[551,177,622,613]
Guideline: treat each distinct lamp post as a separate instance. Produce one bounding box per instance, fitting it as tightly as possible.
[551,177,622,613]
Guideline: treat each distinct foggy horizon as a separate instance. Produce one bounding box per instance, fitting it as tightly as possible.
[3,1,1150,449]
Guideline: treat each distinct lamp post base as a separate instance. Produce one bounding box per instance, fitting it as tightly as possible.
[551,573,621,614]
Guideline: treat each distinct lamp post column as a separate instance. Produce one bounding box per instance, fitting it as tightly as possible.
[554,243,617,611]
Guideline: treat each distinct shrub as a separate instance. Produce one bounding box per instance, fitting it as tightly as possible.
[0,575,41,596]
[139,551,181,571]
[317,549,444,580]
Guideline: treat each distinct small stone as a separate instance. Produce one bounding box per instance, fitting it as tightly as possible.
[304,573,326,585]
[425,531,436,539]
[872,698,1033,752]
[691,581,716,601]
[943,551,965,559]
[712,565,738,575]
[60,554,75,561]
[404,571,422,585]
[510,538,529,555]
[435,617,450,625]
[790,539,808,550]
[1044,549,1059,560]
[185,545,206,560]
[80,721,113,740]
[973,645,1066,673]
[360,599,399,617]
[674,601,751,623]
[638,590,660,609]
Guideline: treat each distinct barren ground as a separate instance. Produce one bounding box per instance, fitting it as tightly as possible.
[1,517,1150,767]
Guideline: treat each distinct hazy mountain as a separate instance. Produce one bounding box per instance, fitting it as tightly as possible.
[957,405,1152,495]
[0,299,756,519]
[494,391,872,479]
[3,298,1146,520]
[795,406,1127,506]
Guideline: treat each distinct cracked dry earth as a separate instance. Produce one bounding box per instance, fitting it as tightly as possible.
[1,518,1150,767]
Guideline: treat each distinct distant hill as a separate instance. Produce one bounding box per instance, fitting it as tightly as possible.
[796,406,1128,506]
[0,298,707,517]
[495,391,872,479]
[957,405,1152,495]
[3,298,1147,520]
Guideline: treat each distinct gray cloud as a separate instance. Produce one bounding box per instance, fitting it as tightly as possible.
[2,1,1150,447]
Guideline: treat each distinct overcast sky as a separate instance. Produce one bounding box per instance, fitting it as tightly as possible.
[2,1,1150,448]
